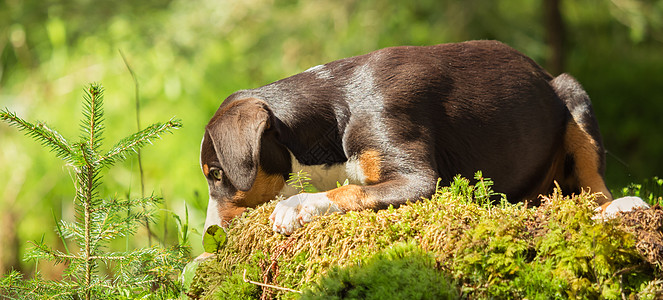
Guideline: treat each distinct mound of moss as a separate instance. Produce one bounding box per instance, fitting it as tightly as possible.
[188,176,663,299]
[300,242,459,300]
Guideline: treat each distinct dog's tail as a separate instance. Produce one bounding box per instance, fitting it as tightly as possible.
[550,73,612,203]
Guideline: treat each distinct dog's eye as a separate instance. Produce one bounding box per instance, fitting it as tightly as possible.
[210,168,222,181]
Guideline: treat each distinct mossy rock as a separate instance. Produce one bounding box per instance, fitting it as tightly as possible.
[188,177,663,299]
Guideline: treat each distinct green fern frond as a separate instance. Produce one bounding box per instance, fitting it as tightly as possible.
[98,119,182,166]
[0,109,74,162]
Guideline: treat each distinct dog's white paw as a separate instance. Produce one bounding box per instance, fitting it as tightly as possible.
[594,196,650,220]
[270,192,341,235]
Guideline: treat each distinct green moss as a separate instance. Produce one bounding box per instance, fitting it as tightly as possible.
[189,250,262,299]
[454,189,650,299]
[190,175,661,299]
[300,242,458,300]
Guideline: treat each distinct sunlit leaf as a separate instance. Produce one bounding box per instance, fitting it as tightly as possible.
[203,225,227,253]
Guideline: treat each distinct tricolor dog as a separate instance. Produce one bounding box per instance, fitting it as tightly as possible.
[200,40,647,236]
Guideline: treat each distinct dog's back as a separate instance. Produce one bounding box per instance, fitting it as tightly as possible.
[219,41,607,203]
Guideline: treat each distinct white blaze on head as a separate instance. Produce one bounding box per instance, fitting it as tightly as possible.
[201,133,222,232]
[203,197,222,232]
[200,134,207,170]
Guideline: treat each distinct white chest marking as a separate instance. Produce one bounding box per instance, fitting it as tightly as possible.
[279,152,365,197]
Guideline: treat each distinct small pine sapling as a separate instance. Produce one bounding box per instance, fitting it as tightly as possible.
[0,84,186,299]
[286,170,318,193]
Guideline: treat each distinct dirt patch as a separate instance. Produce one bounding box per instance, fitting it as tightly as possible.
[619,205,663,267]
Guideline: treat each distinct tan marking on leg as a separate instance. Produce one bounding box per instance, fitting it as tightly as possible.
[359,150,382,184]
[564,121,612,204]
[325,184,377,211]
[203,164,210,177]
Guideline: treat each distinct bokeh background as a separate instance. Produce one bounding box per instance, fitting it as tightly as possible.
[1,0,662,278]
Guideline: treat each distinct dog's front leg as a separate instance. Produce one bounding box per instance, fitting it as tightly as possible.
[270,176,435,234]
[269,192,342,234]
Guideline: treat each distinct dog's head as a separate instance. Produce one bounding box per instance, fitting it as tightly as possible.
[200,98,290,231]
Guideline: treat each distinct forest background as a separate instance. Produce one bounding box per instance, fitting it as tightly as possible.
[1,0,662,278]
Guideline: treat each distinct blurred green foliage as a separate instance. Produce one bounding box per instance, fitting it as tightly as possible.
[1,0,662,276]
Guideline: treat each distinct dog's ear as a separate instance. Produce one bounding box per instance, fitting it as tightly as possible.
[205,98,272,191]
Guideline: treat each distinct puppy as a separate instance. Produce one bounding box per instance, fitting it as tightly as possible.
[200,40,645,235]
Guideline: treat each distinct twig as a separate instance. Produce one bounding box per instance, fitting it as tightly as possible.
[119,49,151,246]
[612,263,646,277]
[242,269,302,294]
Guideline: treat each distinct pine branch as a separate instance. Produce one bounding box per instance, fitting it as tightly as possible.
[26,240,77,265]
[90,254,130,261]
[88,195,162,244]
[0,271,69,300]
[78,142,97,300]
[0,109,74,163]
[75,144,103,201]
[92,194,163,213]
[91,210,151,245]
[80,83,105,153]
[97,119,182,166]
[58,219,83,241]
